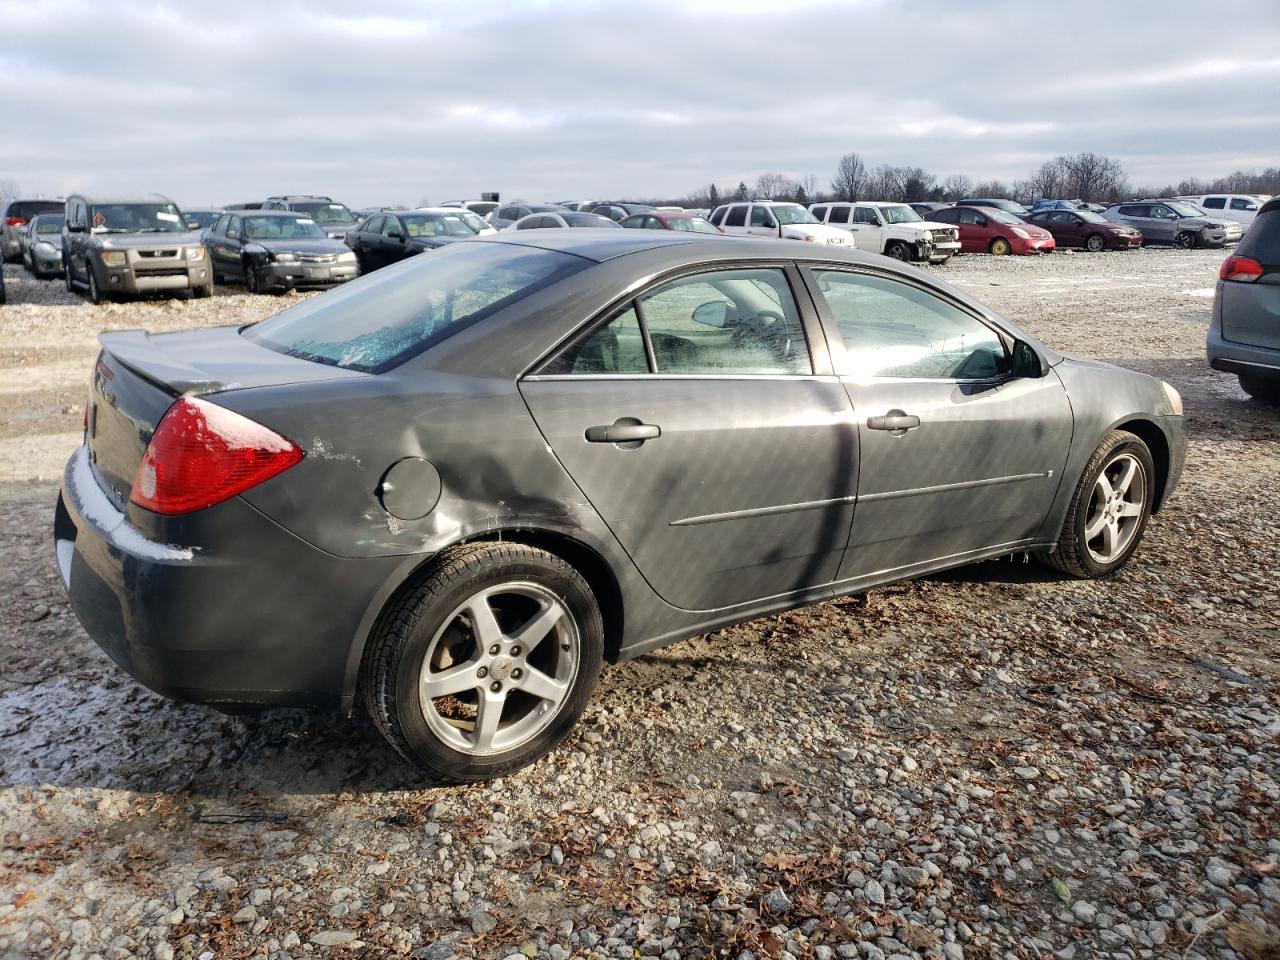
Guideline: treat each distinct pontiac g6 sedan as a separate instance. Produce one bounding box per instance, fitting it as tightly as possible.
[55,232,1185,782]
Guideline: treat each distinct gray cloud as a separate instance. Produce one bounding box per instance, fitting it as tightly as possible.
[2,0,1278,207]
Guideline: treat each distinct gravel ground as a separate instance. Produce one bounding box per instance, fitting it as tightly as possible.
[1,250,1278,960]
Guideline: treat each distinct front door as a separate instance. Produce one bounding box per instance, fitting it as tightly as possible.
[520,264,858,611]
[801,266,1074,582]
[745,204,780,238]
[851,206,885,252]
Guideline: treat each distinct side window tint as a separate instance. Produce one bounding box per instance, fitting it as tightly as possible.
[382,216,403,236]
[545,305,649,375]
[364,215,384,234]
[709,207,726,226]
[639,268,811,375]
[810,205,828,221]
[724,206,746,227]
[1230,198,1254,211]
[749,206,774,227]
[1203,197,1226,209]
[829,206,851,224]
[958,209,982,225]
[814,270,1008,380]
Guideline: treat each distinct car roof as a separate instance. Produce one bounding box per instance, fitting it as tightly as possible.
[70,193,177,205]
[467,228,897,265]
[225,208,315,217]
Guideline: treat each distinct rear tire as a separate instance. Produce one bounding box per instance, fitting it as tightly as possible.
[1085,233,1105,252]
[1239,373,1280,405]
[1043,430,1155,578]
[989,237,1011,256]
[362,542,604,783]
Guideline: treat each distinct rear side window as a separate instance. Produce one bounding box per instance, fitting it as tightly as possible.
[246,244,588,373]
[1202,197,1226,209]
[1236,208,1280,263]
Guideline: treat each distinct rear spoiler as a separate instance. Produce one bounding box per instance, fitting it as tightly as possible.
[99,330,222,396]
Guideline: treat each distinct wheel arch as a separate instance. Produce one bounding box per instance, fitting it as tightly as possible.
[342,525,626,712]
[1112,417,1172,512]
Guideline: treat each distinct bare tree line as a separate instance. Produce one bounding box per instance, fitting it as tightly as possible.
[678,154,1280,209]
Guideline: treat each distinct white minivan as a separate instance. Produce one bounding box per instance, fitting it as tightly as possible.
[708,201,855,247]
[1180,195,1271,226]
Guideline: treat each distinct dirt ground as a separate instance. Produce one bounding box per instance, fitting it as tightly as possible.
[0,250,1277,960]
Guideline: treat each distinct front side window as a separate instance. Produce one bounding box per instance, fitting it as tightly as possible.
[363,215,385,235]
[246,244,588,373]
[1150,205,1175,219]
[853,207,880,225]
[749,205,775,228]
[724,206,747,227]
[813,270,1008,381]
[1231,198,1256,211]
[828,205,851,225]
[709,207,726,225]
[958,209,985,225]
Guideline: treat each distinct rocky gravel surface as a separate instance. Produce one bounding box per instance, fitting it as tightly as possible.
[1,250,1278,960]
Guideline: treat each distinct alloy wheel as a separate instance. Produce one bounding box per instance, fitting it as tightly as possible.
[1084,453,1146,564]
[1086,234,1105,252]
[418,581,579,756]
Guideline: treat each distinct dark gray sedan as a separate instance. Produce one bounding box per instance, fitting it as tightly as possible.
[205,210,359,293]
[55,232,1186,782]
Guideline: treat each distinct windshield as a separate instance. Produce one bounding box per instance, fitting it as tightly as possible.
[1079,211,1109,224]
[401,214,475,238]
[987,210,1025,225]
[1166,201,1206,217]
[456,211,487,233]
[245,244,588,373]
[882,205,923,224]
[90,203,187,234]
[669,217,722,234]
[771,204,818,225]
[290,201,355,225]
[36,216,65,234]
[563,213,619,227]
[244,216,325,240]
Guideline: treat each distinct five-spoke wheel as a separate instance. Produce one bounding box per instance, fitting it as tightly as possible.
[363,542,603,783]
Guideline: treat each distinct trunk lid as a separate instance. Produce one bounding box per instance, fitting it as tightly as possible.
[87,325,366,505]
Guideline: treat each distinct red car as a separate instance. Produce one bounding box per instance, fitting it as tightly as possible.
[1024,209,1143,251]
[930,205,1055,255]
[620,210,723,234]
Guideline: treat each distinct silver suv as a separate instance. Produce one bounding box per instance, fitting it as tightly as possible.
[1102,199,1243,249]
[62,193,212,304]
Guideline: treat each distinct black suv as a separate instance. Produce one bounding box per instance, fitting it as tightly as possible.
[261,196,357,240]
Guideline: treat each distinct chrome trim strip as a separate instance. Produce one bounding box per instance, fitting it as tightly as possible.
[671,494,856,527]
[858,472,1052,503]
[523,374,841,383]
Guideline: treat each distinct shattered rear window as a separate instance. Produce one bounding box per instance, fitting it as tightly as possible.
[243,243,588,373]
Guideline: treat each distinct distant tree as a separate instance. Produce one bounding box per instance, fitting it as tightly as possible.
[940,174,972,201]
[1062,152,1126,202]
[708,183,720,208]
[794,183,809,205]
[831,153,867,201]
[970,179,1014,199]
[733,181,750,201]
[755,172,790,200]
[799,172,821,202]
[1028,158,1069,200]
[898,166,935,201]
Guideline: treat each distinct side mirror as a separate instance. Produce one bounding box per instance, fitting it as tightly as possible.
[67,222,85,233]
[692,301,729,328]
[389,231,404,241]
[1010,339,1043,378]
[186,221,201,230]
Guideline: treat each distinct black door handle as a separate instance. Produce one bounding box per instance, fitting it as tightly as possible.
[585,419,661,445]
[866,410,921,433]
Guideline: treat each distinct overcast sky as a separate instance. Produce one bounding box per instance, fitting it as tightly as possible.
[3,0,1278,208]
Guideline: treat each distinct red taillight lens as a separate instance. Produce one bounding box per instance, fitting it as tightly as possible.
[5,216,27,227]
[1220,255,1264,282]
[129,397,303,515]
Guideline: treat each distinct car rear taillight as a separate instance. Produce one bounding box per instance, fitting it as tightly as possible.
[5,216,27,227]
[130,397,303,515]
[1220,255,1264,282]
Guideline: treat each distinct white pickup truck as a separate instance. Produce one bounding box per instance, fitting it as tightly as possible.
[809,201,960,263]
[708,201,855,247]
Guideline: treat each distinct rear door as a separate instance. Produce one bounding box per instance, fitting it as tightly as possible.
[520,263,857,611]
[801,265,1073,580]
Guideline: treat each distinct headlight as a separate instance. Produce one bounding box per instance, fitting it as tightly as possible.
[1012,228,1030,239]
[35,241,55,253]
[100,251,126,267]
[1161,381,1183,416]
[802,235,815,242]
[272,252,297,263]
[186,247,205,261]
[338,251,357,262]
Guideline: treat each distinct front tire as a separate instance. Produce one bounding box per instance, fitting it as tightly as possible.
[1239,372,1280,404]
[1044,430,1155,578]
[886,241,912,262]
[1085,233,1106,252]
[87,268,105,305]
[989,237,1012,256]
[1175,231,1197,250]
[244,260,260,294]
[362,543,603,783]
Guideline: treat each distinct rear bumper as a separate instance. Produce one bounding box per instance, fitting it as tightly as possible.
[55,444,399,710]
[1207,330,1280,377]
